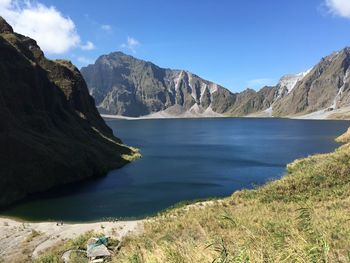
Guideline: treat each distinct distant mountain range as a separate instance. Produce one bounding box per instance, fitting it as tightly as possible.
[81,48,350,119]
[81,52,234,117]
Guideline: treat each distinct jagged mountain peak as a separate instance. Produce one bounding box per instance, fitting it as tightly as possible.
[103,51,137,61]
[98,51,153,66]
[0,16,13,34]
[338,46,350,56]
[81,52,236,117]
[320,47,350,65]
[277,69,312,95]
[272,47,350,117]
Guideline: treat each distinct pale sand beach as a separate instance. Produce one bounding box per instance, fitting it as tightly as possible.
[102,106,350,121]
[0,217,143,262]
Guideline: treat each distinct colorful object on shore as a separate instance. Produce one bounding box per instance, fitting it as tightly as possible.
[87,236,111,261]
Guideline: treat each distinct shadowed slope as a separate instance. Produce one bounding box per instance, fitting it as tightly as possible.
[0,17,137,207]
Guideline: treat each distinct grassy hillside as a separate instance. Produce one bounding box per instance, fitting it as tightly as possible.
[37,128,350,263]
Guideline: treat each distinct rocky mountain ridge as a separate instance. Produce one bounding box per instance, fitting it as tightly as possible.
[81,52,236,117]
[273,48,350,118]
[81,48,350,119]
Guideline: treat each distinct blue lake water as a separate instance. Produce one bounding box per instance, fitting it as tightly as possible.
[2,118,349,222]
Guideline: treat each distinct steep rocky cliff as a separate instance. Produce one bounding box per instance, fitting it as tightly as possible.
[81,52,237,117]
[273,48,350,116]
[0,17,135,207]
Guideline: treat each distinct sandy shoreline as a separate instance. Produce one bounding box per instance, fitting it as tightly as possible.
[102,109,350,121]
[0,199,218,262]
[0,217,143,262]
[101,113,225,120]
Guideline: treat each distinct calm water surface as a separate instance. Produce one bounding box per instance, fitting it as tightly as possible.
[2,118,349,221]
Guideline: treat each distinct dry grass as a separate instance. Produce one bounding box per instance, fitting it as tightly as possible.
[25,230,42,243]
[336,128,350,143]
[36,129,350,263]
[34,231,95,263]
[328,112,350,120]
[122,147,142,162]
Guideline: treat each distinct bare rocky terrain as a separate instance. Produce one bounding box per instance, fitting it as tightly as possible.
[82,48,350,119]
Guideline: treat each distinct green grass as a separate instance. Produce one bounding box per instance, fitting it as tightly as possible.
[122,146,142,162]
[25,229,42,243]
[34,232,94,263]
[37,129,350,262]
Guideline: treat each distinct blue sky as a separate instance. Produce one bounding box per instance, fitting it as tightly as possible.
[1,0,350,92]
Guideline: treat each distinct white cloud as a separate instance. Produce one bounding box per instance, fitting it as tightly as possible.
[0,0,11,9]
[101,24,112,32]
[0,0,91,54]
[325,0,350,18]
[247,78,277,89]
[81,41,95,50]
[121,36,140,53]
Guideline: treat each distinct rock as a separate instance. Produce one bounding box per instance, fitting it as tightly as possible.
[81,47,350,119]
[61,250,72,263]
[78,52,283,118]
[81,52,236,117]
[0,16,13,33]
[87,244,110,258]
[87,237,111,259]
[273,48,350,116]
[0,16,134,207]
[62,249,86,263]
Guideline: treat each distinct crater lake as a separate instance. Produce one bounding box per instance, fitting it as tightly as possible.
[2,118,349,222]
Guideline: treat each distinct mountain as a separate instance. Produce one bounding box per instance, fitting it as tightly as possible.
[81,52,238,117]
[81,48,350,119]
[0,17,137,207]
[250,70,312,117]
[80,52,280,118]
[226,86,278,116]
[273,48,350,117]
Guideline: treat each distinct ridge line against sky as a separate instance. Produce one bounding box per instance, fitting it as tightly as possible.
[0,0,349,92]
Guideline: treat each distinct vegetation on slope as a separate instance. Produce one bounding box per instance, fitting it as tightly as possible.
[0,16,139,207]
[37,128,350,263]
